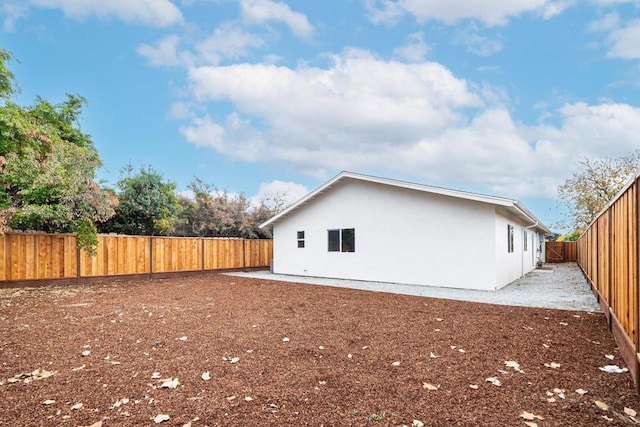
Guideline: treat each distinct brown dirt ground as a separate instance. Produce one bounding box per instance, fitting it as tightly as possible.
[0,273,639,427]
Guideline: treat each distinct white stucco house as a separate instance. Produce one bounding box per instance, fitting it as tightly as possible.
[260,172,550,291]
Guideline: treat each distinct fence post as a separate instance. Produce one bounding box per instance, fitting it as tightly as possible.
[149,237,154,277]
[76,235,81,283]
[242,239,246,269]
[6,234,11,281]
[636,180,640,391]
[201,238,205,271]
[609,208,614,322]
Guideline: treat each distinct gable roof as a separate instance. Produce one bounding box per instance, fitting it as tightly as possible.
[260,171,550,234]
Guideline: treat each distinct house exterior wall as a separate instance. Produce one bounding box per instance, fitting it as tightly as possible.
[493,210,542,289]
[272,179,499,290]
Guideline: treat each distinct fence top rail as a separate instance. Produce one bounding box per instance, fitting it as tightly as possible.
[4,231,76,237]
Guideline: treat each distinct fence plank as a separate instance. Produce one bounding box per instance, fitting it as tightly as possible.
[0,234,6,281]
[1,233,272,282]
[545,241,577,263]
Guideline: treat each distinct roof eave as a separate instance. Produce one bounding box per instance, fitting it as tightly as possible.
[259,171,550,235]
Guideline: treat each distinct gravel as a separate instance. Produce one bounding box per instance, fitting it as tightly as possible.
[229,262,600,312]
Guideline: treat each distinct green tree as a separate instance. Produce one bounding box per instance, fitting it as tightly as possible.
[0,51,117,253]
[174,178,285,238]
[558,151,640,232]
[101,165,180,236]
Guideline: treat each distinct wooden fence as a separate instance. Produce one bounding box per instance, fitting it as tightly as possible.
[545,241,577,263]
[0,233,272,283]
[576,173,639,388]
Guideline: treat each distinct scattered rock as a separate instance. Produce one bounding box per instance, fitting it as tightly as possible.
[599,365,628,374]
[486,377,501,387]
[159,378,180,389]
[154,414,170,423]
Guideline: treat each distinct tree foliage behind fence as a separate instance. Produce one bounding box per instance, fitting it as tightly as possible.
[576,173,639,388]
[0,232,272,282]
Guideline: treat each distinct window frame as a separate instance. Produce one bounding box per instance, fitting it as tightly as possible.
[327,228,355,253]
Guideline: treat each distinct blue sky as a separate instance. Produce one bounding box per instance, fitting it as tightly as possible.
[2,0,639,232]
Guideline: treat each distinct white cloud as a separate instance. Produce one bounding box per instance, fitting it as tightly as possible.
[386,102,640,197]
[364,0,405,25]
[28,0,183,27]
[240,0,313,38]
[250,180,309,209]
[365,0,570,27]
[454,25,503,56]
[196,23,264,64]
[180,113,268,161]
[184,48,482,157]
[167,101,196,120]
[393,31,430,62]
[180,115,226,151]
[533,102,640,159]
[606,19,640,59]
[588,11,620,32]
[137,35,195,67]
[589,12,640,60]
[138,23,264,67]
[590,0,635,5]
[542,1,575,19]
[178,46,640,199]
[1,1,28,31]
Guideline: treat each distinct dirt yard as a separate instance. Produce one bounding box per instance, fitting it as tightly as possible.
[0,273,638,426]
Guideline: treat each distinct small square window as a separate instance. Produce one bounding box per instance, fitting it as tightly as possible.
[297,231,305,239]
[297,230,305,248]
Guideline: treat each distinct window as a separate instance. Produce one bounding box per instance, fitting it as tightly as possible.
[507,224,514,253]
[297,231,305,248]
[523,230,528,251]
[328,228,355,252]
[328,230,340,252]
[342,228,355,252]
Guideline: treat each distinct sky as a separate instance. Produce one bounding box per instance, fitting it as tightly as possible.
[2,0,639,232]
